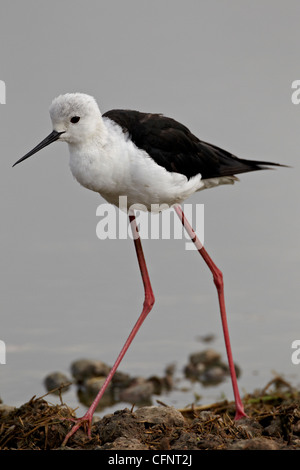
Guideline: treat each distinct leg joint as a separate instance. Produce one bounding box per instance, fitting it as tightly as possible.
[213,268,224,291]
[144,292,155,310]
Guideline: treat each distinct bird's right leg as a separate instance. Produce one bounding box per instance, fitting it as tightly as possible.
[173,204,246,420]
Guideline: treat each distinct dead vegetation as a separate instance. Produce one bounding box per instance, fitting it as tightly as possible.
[0,376,300,450]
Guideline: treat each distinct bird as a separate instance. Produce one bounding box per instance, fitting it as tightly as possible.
[13,92,286,445]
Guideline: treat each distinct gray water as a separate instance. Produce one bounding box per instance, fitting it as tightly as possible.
[0,1,299,416]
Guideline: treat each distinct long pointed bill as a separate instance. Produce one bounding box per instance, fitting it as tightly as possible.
[13,130,65,167]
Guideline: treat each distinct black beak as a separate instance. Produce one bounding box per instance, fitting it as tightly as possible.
[13,130,65,167]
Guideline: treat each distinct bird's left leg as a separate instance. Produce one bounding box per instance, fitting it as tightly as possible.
[173,204,246,420]
[62,211,155,445]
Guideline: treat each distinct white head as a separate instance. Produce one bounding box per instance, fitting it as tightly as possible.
[13,93,103,167]
[50,93,102,144]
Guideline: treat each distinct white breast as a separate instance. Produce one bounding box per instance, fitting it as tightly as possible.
[68,117,207,212]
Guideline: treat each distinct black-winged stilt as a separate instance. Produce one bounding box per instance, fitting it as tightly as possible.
[13,93,286,444]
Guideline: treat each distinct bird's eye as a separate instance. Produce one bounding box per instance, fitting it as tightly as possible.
[70,116,80,123]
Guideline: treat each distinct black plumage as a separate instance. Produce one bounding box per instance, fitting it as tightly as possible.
[103,109,284,180]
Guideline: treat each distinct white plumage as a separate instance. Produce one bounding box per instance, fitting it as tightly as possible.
[50,93,235,211]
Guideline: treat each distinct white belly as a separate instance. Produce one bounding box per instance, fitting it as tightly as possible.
[68,122,205,212]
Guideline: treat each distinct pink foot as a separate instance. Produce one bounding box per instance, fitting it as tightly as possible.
[234,404,248,420]
[62,409,94,446]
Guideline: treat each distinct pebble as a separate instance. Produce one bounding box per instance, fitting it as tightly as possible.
[147,375,173,394]
[199,366,228,385]
[96,408,141,443]
[184,348,240,384]
[70,359,110,382]
[184,362,205,379]
[228,437,280,450]
[43,357,176,410]
[134,405,185,427]
[111,370,131,388]
[119,378,154,404]
[189,349,221,366]
[44,372,71,394]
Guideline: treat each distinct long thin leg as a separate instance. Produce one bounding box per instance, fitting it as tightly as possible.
[62,212,155,445]
[173,204,246,420]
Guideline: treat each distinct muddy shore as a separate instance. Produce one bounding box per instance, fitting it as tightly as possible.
[0,378,299,450]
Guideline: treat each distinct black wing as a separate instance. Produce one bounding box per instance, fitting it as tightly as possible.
[103,109,284,180]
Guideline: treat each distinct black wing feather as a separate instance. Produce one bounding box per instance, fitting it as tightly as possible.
[103,109,285,180]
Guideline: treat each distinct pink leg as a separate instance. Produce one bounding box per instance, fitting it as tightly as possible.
[173,204,246,420]
[62,213,155,445]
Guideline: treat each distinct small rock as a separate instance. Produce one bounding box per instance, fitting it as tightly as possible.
[119,378,154,404]
[184,362,205,380]
[165,363,176,376]
[71,359,110,382]
[199,366,228,385]
[44,372,71,394]
[134,405,185,427]
[189,349,221,367]
[111,371,131,389]
[147,375,173,394]
[96,409,141,443]
[184,349,240,384]
[229,437,280,450]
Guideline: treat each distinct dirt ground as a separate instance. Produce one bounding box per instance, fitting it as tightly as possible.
[0,377,300,450]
